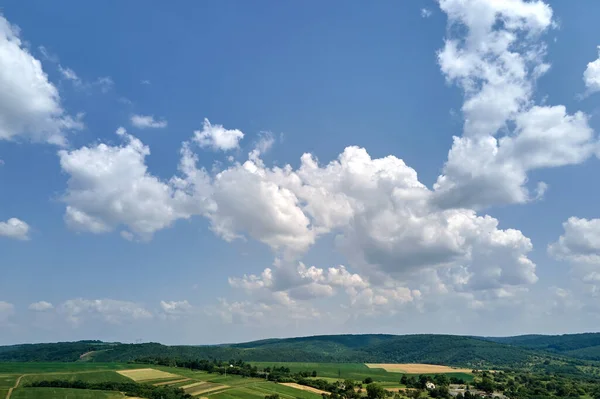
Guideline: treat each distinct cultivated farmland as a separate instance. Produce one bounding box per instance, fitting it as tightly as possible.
[116,368,180,382]
[279,382,329,394]
[366,364,472,374]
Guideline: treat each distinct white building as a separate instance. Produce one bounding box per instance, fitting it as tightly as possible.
[426,382,436,390]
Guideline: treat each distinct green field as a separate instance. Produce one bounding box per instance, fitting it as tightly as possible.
[0,363,329,399]
[0,361,476,399]
[251,362,473,383]
[10,387,125,398]
[20,371,131,385]
[0,363,138,374]
[0,374,18,388]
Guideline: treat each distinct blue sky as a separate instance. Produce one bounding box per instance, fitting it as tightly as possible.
[2,0,600,345]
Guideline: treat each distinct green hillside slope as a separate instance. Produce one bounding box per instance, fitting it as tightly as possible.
[483,333,600,360]
[0,334,541,368]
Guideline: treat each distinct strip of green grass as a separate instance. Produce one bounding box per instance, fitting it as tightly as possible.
[10,387,124,399]
[20,371,131,385]
[209,387,266,399]
[0,362,138,374]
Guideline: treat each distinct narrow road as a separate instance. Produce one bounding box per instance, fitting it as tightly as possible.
[6,374,24,399]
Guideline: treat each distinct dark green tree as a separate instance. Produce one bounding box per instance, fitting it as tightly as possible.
[366,383,387,399]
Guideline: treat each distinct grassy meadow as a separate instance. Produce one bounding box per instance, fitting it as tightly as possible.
[10,387,125,398]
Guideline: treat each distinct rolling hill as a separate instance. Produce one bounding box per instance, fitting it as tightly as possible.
[0,334,549,368]
[483,332,600,361]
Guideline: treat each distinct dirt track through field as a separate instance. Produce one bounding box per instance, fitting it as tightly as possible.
[366,363,472,374]
[5,374,24,399]
[280,382,330,395]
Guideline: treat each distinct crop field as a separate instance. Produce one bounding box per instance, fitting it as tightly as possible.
[0,363,328,399]
[0,375,18,389]
[20,371,131,385]
[366,364,472,374]
[240,382,322,399]
[251,361,473,383]
[280,382,329,394]
[0,361,475,399]
[153,378,191,386]
[116,368,180,382]
[0,363,139,374]
[9,387,125,398]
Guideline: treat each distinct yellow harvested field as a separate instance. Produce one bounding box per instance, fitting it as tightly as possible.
[180,381,207,389]
[365,364,472,374]
[153,378,191,386]
[117,368,181,381]
[280,382,330,395]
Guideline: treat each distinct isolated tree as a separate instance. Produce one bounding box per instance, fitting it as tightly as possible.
[364,377,374,384]
[367,383,386,399]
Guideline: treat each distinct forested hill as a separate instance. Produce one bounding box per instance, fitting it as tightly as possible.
[482,333,600,361]
[2,333,600,368]
[0,334,549,368]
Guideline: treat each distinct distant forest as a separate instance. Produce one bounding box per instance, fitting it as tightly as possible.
[2,333,600,370]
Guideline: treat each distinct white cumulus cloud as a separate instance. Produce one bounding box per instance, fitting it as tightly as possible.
[130,114,168,129]
[584,46,600,94]
[194,118,244,151]
[549,217,600,293]
[432,0,597,210]
[0,14,82,145]
[0,218,30,240]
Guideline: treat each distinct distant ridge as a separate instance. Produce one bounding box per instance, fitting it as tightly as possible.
[2,333,600,369]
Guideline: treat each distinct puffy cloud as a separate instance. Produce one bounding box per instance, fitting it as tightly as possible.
[0,14,81,145]
[208,160,314,257]
[58,128,203,239]
[549,217,600,293]
[59,121,538,308]
[549,217,600,265]
[421,8,432,18]
[0,301,14,323]
[194,118,244,151]
[58,298,152,326]
[220,144,538,315]
[28,301,54,311]
[130,114,168,129]
[0,218,30,240]
[584,46,600,94]
[432,0,597,210]
[58,116,539,315]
